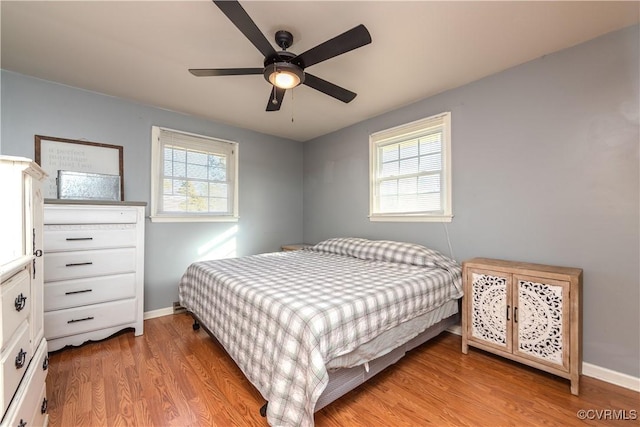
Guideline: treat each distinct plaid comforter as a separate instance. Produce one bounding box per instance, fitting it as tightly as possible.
[178,239,462,427]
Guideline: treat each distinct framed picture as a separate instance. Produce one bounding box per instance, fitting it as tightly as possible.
[35,135,124,200]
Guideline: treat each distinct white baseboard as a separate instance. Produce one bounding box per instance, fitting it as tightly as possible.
[582,362,640,392]
[446,325,639,392]
[447,325,462,336]
[143,306,174,320]
[146,312,639,392]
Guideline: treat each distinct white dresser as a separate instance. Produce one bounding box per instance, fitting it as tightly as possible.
[43,201,146,352]
[0,156,49,427]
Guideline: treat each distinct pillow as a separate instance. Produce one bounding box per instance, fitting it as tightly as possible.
[309,237,370,257]
[311,237,456,269]
[356,240,452,268]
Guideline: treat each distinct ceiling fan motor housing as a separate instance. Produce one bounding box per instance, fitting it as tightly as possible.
[264,50,296,66]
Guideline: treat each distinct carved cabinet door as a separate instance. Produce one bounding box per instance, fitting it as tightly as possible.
[467,268,513,353]
[513,275,570,371]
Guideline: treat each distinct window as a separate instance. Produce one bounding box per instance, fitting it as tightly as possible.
[150,126,238,222]
[369,112,452,222]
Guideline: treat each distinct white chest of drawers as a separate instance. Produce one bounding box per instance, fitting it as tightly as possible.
[43,202,146,352]
[0,156,49,427]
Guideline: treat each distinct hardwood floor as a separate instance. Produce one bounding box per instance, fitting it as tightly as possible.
[47,313,639,426]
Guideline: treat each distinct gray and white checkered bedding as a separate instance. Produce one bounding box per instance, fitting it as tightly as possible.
[178,238,462,427]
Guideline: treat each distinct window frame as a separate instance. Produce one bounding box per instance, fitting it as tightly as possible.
[150,126,239,223]
[369,112,452,223]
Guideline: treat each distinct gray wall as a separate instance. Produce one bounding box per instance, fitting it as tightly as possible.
[303,25,639,377]
[1,71,304,311]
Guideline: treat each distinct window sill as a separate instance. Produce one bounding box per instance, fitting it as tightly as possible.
[149,215,239,223]
[369,214,453,223]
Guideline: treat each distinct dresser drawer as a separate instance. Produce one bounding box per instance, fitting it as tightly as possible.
[1,322,30,416]
[44,205,139,224]
[44,298,137,340]
[10,382,47,427]
[1,338,48,427]
[44,224,137,251]
[0,268,30,351]
[43,248,136,282]
[30,383,48,427]
[44,273,136,311]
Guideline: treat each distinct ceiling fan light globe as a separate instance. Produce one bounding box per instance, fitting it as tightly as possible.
[264,62,304,89]
[273,72,298,89]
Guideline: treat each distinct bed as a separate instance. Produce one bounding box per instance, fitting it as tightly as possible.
[178,237,463,427]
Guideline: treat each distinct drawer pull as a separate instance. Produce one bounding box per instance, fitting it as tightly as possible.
[65,237,94,241]
[68,316,94,324]
[15,348,27,369]
[18,419,26,427]
[65,289,93,295]
[41,397,48,414]
[65,262,93,267]
[43,355,49,371]
[14,293,27,311]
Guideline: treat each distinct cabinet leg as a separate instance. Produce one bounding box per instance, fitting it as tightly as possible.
[570,376,580,395]
[462,339,468,354]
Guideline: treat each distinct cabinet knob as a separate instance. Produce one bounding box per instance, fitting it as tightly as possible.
[15,348,27,369]
[17,419,27,427]
[43,355,49,371]
[41,397,48,414]
[14,293,27,312]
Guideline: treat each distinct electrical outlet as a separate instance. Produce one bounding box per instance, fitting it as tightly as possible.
[173,301,186,314]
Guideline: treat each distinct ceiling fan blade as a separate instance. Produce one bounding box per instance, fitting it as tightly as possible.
[189,68,263,77]
[303,73,356,103]
[266,86,286,111]
[213,0,276,59]
[293,24,371,69]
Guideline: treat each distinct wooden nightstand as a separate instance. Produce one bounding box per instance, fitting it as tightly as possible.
[461,257,582,395]
[281,243,312,251]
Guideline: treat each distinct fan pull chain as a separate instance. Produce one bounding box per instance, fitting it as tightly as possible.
[291,89,294,123]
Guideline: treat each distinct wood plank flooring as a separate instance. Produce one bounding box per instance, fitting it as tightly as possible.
[47,313,639,426]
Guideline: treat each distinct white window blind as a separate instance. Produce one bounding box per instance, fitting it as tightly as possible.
[150,126,238,222]
[369,112,452,222]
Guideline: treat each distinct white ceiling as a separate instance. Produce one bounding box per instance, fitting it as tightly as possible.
[2,1,638,142]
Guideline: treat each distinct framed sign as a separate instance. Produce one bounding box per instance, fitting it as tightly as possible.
[35,135,124,200]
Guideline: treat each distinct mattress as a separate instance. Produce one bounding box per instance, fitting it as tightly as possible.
[325,297,458,370]
[316,300,458,411]
[179,237,463,427]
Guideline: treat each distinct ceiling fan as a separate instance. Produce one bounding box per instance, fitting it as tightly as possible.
[189,0,372,111]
